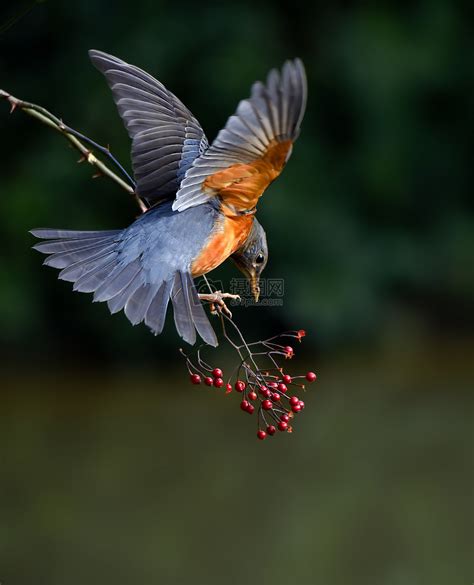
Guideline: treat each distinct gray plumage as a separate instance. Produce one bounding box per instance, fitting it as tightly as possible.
[32,201,219,346]
[89,50,209,206]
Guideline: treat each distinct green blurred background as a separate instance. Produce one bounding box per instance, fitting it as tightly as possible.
[0,1,472,584]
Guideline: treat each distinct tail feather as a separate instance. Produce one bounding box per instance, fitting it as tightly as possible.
[59,250,118,283]
[185,274,218,346]
[31,228,121,240]
[170,272,218,347]
[44,242,117,269]
[124,283,159,325]
[144,280,172,335]
[93,258,142,302]
[72,257,119,293]
[31,228,218,346]
[33,235,115,255]
[107,275,145,314]
[172,272,196,345]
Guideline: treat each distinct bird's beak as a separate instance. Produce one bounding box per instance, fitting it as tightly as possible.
[231,256,261,303]
[250,273,260,303]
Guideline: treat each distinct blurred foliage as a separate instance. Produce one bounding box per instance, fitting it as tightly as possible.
[0,2,473,584]
[0,0,473,365]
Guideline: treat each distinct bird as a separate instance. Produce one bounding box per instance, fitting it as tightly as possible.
[31,50,307,347]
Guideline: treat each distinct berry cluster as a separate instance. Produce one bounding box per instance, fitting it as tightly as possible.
[181,329,317,440]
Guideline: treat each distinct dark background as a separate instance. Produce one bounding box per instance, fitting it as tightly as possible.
[0,1,472,584]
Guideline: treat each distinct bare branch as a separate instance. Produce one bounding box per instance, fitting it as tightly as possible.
[0,89,147,213]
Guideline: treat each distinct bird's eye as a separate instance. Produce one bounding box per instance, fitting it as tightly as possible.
[256,253,265,264]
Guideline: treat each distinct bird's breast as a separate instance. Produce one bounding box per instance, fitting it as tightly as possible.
[191,214,254,277]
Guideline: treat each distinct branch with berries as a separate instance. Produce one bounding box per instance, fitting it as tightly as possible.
[181,318,317,440]
[1,89,318,439]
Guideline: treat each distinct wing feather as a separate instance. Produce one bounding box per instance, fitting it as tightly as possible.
[89,50,209,205]
[173,59,307,214]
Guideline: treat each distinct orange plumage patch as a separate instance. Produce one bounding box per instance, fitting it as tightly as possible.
[202,140,293,213]
[191,214,254,277]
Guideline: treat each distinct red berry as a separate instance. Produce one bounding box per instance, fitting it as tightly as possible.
[240,400,249,411]
[297,329,306,339]
[272,392,281,402]
[306,372,317,382]
[266,425,276,436]
[289,396,300,406]
[246,403,255,414]
[204,376,213,386]
[190,373,201,385]
[262,399,273,410]
[225,383,233,394]
[259,385,269,395]
[280,413,290,422]
[212,368,223,378]
[278,421,288,431]
[278,383,288,394]
[262,388,272,398]
[282,374,292,384]
[299,400,305,409]
[284,346,294,358]
[248,390,258,401]
[257,430,267,440]
[235,380,246,392]
[292,403,302,413]
[213,377,224,388]
[268,381,278,389]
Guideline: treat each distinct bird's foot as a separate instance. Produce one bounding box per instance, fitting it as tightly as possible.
[198,290,241,318]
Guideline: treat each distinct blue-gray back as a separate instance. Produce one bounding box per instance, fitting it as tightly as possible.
[117,200,217,281]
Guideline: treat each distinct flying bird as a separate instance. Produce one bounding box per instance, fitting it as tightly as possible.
[31,50,307,346]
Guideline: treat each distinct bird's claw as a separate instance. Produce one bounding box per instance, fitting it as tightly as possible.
[198,290,241,318]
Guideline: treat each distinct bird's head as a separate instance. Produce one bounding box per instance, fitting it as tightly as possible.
[231,218,268,302]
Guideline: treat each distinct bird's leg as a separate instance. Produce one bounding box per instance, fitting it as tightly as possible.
[198,291,241,318]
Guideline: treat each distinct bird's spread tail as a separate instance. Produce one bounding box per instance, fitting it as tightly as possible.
[30,228,217,346]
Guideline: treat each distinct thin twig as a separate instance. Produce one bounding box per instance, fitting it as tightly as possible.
[0,89,147,213]
[60,123,137,189]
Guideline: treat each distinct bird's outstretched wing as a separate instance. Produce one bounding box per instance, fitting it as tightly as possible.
[172,59,307,215]
[89,50,209,206]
